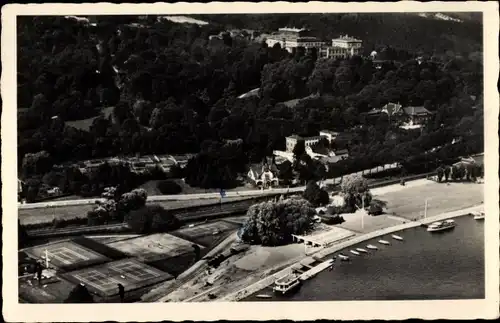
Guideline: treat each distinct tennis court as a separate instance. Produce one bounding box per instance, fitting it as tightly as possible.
[106,233,204,261]
[63,259,173,297]
[170,220,240,247]
[25,241,110,269]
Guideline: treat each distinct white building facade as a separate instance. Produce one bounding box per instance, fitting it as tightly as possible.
[265,28,325,53]
[319,35,363,59]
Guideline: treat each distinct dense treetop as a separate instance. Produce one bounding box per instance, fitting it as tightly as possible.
[17,14,484,191]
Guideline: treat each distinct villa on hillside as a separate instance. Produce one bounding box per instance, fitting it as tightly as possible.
[247,157,280,188]
[319,130,340,143]
[402,106,434,125]
[381,102,403,116]
[366,102,434,126]
[274,132,348,165]
[285,135,325,152]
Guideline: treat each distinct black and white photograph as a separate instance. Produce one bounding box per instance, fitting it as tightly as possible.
[2,1,499,321]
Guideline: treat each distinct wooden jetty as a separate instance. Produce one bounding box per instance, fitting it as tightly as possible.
[299,259,335,281]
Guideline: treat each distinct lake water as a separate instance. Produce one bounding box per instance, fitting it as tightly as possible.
[245,215,484,301]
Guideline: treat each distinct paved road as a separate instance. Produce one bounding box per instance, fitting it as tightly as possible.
[18,187,302,210]
[18,163,402,210]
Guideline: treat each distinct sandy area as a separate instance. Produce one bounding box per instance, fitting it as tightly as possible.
[160,243,305,302]
[235,245,304,271]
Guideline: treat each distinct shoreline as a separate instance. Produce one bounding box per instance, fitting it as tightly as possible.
[218,203,483,302]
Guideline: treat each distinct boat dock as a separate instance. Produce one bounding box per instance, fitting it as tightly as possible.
[298,259,334,281]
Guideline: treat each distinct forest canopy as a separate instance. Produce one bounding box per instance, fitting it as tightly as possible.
[17,14,484,194]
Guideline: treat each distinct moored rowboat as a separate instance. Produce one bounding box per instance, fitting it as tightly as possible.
[378,239,390,245]
[392,235,403,241]
[350,250,360,256]
[366,244,378,250]
[338,254,350,261]
[356,248,368,253]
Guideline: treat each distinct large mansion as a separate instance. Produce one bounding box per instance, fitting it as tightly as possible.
[265,28,325,53]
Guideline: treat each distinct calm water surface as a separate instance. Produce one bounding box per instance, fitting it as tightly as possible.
[246,215,484,301]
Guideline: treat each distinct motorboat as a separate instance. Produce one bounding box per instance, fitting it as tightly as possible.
[366,244,378,250]
[473,211,485,220]
[391,235,404,241]
[356,248,368,253]
[350,250,360,256]
[338,254,350,261]
[427,219,456,232]
[273,273,301,294]
[378,239,390,245]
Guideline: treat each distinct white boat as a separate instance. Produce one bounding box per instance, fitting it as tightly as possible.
[273,273,301,294]
[378,239,390,245]
[427,219,456,232]
[366,244,378,250]
[392,235,404,241]
[350,250,360,256]
[473,211,485,220]
[356,248,368,253]
[338,254,350,261]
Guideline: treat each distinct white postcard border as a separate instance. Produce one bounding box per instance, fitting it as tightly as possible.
[2,2,499,321]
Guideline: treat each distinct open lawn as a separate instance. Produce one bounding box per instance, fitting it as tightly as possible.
[375,181,483,221]
[106,233,204,262]
[336,210,407,234]
[139,180,164,196]
[336,181,483,233]
[171,179,256,194]
[19,196,254,227]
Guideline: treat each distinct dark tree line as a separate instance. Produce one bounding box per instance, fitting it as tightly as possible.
[18,15,483,191]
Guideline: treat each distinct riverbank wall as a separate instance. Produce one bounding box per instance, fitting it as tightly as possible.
[219,203,483,302]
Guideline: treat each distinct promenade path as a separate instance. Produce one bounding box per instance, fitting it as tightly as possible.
[18,162,404,210]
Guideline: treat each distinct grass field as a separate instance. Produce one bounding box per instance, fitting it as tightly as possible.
[335,180,483,234]
[65,106,114,131]
[19,196,254,227]
[337,211,406,234]
[19,204,95,226]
